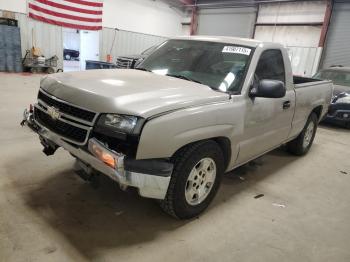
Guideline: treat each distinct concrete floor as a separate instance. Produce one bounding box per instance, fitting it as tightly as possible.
[1,72,350,262]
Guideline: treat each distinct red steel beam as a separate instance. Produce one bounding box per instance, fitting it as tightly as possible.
[179,0,194,5]
[318,0,333,47]
[190,5,198,35]
[178,0,197,35]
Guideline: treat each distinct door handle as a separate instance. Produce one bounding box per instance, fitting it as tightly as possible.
[283,101,291,109]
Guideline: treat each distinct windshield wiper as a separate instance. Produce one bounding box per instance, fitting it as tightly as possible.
[166,74,203,85]
[134,67,152,72]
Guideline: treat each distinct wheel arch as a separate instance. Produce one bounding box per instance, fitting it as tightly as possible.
[311,105,323,121]
[171,137,232,170]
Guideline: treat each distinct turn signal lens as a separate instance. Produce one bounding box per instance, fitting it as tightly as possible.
[90,143,116,169]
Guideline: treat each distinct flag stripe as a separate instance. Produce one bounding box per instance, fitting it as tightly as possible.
[29,9,102,25]
[28,0,102,31]
[34,0,102,15]
[29,13,102,30]
[64,0,103,7]
[31,1,100,18]
[29,3,102,22]
[35,0,102,11]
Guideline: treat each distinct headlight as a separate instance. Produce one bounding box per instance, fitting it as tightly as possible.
[96,114,144,135]
[333,92,350,104]
[335,96,350,104]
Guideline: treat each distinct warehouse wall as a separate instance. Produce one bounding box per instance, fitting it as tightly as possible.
[0,0,184,69]
[197,7,257,37]
[100,28,167,62]
[0,0,184,37]
[257,1,326,24]
[0,0,26,13]
[254,1,327,76]
[103,0,183,37]
[321,1,350,68]
[12,12,64,70]
[0,10,171,70]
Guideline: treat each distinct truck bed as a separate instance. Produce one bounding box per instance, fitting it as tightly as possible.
[293,75,331,89]
[294,75,322,85]
[289,76,333,139]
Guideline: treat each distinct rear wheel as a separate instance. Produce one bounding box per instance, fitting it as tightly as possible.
[47,67,55,74]
[287,113,318,155]
[65,54,71,60]
[159,141,224,219]
[346,122,350,129]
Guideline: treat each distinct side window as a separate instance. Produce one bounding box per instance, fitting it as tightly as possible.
[255,49,285,83]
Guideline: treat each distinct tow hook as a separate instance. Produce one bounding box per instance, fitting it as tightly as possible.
[42,145,58,156]
[74,159,100,189]
[39,136,58,156]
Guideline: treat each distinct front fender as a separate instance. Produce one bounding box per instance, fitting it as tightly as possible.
[136,102,237,160]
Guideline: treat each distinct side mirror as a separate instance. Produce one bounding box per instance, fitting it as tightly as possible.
[250,79,286,98]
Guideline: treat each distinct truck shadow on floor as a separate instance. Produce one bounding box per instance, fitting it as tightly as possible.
[12,146,300,259]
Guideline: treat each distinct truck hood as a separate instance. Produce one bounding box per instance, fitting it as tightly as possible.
[40,69,229,118]
[333,84,350,96]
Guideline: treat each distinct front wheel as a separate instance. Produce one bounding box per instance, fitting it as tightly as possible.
[287,113,318,156]
[159,141,224,219]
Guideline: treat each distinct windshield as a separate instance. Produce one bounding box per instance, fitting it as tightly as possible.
[138,39,253,93]
[314,70,350,87]
[141,45,156,56]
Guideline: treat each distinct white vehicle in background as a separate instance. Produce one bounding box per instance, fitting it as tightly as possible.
[22,36,333,219]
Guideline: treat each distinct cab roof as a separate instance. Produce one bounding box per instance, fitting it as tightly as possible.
[323,66,350,72]
[173,35,283,49]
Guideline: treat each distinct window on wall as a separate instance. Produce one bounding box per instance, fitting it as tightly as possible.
[255,49,285,83]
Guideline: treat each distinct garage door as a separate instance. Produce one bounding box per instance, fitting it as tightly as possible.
[321,2,350,68]
[197,7,256,37]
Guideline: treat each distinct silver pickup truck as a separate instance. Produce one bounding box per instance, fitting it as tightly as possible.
[22,36,333,219]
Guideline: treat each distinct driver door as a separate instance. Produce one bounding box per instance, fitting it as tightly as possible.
[236,49,295,164]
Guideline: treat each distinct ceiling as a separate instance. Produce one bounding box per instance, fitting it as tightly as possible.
[159,0,321,11]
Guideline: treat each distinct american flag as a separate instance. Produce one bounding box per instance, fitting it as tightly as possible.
[28,0,103,30]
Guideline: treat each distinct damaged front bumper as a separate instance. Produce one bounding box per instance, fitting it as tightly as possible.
[22,108,172,199]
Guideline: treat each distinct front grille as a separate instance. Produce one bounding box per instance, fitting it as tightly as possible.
[35,108,88,143]
[38,91,96,122]
[116,57,135,69]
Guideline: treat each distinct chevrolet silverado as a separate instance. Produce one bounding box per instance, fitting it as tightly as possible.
[22,36,333,219]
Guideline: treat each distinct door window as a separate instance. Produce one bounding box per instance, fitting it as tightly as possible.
[255,49,285,83]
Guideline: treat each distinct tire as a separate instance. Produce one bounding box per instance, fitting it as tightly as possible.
[47,67,55,74]
[346,122,350,130]
[159,140,225,219]
[287,113,318,156]
[65,54,71,60]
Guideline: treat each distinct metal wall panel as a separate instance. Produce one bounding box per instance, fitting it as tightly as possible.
[321,2,350,68]
[257,1,326,24]
[0,25,22,72]
[255,25,322,47]
[254,25,322,76]
[254,1,326,76]
[15,13,63,70]
[2,10,168,68]
[287,46,321,76]
[100,28,167,62]
[197,7,257,37]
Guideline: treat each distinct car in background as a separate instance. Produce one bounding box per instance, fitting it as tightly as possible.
[64,48,80,61]
[313,66,350,128]
[116,45,157,69]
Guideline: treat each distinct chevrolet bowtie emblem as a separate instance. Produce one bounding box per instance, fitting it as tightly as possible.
[47,106,61,120]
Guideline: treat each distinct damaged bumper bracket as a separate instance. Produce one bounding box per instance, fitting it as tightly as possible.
[21,108,172,200]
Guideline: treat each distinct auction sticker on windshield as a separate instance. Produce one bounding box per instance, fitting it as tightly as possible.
[222,46,251,56]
